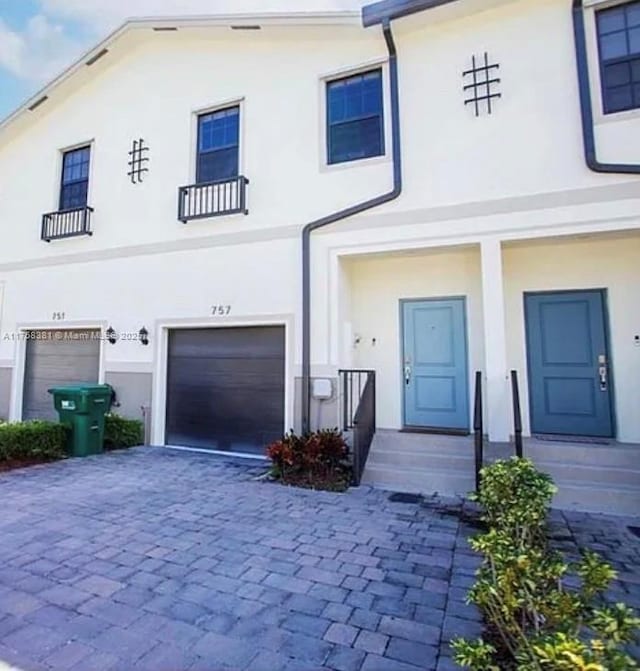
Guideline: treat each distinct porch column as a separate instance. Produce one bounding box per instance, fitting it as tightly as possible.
[480,238,511,443]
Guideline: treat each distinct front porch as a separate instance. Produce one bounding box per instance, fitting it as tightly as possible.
[338,231,640,443]
[329,230,640,515]
[359,429,640,516]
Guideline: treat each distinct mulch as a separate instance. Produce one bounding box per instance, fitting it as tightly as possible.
[0,458,60,473]
[273,471,352,493]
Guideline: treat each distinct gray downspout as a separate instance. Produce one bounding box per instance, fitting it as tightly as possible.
[573,0,640,174]
[301,20,403,434]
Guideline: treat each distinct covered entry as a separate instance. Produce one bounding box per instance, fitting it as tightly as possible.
[165,326,285,455]
[23,329,101,421]
[524,290,614,438]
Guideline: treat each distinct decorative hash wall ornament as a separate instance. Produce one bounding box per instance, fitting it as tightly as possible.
[463,53,501,116]
[128,138,149,184]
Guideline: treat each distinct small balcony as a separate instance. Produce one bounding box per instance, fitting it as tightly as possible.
[178,175,249,223]
[41,207,94,242]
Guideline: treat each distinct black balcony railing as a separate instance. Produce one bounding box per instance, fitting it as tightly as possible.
[41,206,93,242]
[339,369,376,486]
[178,176,249,223]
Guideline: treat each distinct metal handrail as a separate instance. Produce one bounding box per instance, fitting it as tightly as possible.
[338,369,376,486]
[511,370,524,458]
[473,371,483,492]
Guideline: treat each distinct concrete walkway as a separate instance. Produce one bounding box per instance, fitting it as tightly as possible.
[0,447,637,671]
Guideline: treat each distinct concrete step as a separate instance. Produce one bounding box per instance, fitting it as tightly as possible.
[371,430,474,456]
[362,463,475,498]
[533,460,640,488]
[362,430,640,516]
[368,448,474,472]
[551,481,640,516]
[523,441,640,468]
[368,451,639,487]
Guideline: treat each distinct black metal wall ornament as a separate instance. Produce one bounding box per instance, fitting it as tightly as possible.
[127,138,149,184]
[463,52,501,116]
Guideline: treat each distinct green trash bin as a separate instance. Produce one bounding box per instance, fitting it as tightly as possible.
[48,384,113,457]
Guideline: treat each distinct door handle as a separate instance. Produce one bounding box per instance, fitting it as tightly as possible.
[598,354,608,391]
[404,365,412,385]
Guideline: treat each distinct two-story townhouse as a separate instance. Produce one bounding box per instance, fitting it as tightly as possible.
[0,0,638,513]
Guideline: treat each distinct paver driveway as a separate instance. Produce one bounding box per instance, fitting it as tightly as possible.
[0,447,637,671]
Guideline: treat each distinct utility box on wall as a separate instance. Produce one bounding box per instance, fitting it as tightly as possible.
[312,378,333,400]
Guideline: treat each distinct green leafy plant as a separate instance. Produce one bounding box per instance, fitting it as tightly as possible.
[0,420,68,462]
[103,414,144,451]
[452,458,639,671]
[266,429,351,491]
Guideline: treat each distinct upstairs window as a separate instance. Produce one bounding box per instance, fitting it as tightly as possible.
[327,68,384,165]
[60,146,90,210]
[197,106,240,183]
[597,0,640,113]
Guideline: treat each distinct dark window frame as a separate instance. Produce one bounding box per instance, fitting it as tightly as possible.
[196,105,241,184]
[326,67,385,166]
[59,145,91,211]
[596,0,640,114]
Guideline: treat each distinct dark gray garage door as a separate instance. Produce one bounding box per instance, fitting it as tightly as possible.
[23,329,101,421]
[165,326,285,455]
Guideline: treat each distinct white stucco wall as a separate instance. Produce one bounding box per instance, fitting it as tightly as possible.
[0,238,299,430]
[345,246,485,429]
[0,0,638,270]
[503,232,640,443]
[0,0,638,444]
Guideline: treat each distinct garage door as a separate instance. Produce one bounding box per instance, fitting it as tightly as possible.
[166,326,285,454]
[23,329,101,421]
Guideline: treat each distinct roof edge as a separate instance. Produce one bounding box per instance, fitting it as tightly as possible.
[0,10,362,138]
[362,0,460,27]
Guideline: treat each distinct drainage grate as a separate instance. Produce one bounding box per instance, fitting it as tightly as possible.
[389,492,423,504]
[628,526,640,540]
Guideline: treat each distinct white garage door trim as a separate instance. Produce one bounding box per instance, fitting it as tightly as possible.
[151,315,294,453]
[10,322,107,422]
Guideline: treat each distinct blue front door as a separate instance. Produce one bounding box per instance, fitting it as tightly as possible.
[525,290,613,437]
[402,298,470,431]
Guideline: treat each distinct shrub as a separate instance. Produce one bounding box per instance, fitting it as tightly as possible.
[0,420,68,462]
[452,458,639,671]
[103,414,144,451]
[267,429,351,491]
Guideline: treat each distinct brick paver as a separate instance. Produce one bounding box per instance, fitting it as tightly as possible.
[0,447,638,670]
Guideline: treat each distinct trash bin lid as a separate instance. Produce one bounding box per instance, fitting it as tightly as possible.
[48,384,112,395]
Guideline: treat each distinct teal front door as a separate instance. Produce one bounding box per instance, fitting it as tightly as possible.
[525,290,614,437]
[402,298,470,431]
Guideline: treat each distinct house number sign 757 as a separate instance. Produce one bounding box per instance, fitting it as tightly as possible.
[211,305,231,316]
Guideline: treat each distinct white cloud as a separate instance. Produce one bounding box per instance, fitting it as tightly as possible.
[0,18,24,76]
[0,13,84,82]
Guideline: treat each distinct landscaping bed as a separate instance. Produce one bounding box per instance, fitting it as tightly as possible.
[453,458,640,670]
[0,414,144,473]
[0,419,68,472]
[103,413,144,451]
[266,428,352,492]
[0,457,60,473]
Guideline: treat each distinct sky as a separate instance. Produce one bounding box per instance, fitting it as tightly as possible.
[0,0,365,120]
